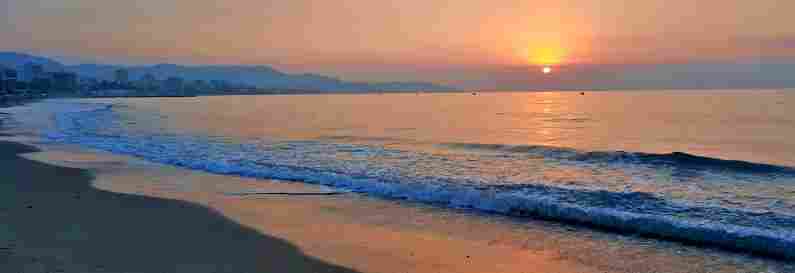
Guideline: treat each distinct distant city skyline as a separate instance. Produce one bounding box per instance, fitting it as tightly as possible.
[3,1,795,89]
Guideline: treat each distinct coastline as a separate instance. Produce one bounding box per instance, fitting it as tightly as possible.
[46,97,795,260]
[1,101,793,272]
[0,140,361,272]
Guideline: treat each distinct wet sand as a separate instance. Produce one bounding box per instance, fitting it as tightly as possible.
[1,102,792,273]
[1,139,791,273]
[0,140,360,273]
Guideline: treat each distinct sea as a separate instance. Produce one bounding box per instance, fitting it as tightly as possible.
[34,90,795,258]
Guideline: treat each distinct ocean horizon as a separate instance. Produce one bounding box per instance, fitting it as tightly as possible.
[34,89,795,259]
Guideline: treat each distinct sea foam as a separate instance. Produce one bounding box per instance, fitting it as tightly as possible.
[45,101,795,259]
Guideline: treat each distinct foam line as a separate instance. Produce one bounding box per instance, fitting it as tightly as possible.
[45,101,795,259]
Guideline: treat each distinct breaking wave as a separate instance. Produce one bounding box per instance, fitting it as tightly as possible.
[442,142,795,175]
[44,101,795,259]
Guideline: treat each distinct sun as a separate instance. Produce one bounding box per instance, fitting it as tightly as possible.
[542,67,552,74]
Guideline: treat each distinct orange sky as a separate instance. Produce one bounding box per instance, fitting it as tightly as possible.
[3,0,795,84]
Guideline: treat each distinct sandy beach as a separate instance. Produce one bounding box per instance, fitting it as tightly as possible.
[0,139,593,273]
[5,0,795,270]
[1,103,792,273]
[0,139,365,272]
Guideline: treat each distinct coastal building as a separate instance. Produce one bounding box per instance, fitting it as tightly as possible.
[22,63,45,82]
[191,80,209,93]
[29,72,53,92]
[78,77,99,94]
[141,73,157,83]
[210,80,227,90]
[163,77,184,96]
[139,73,159,92]
[51,72,78,92]
[2,67,18,94]
[114,69,129,85]
[0,66,5,94]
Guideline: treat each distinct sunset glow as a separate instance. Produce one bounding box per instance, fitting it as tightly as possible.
[4,1,795,269]
[3,0,795,89]
[524,44,569,66]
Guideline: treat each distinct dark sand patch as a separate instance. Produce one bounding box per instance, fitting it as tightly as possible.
[0,141,360,273]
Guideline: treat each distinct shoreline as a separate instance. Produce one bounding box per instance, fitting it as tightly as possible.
[2,102,792,272]
[0,138,596,273]
[0,140,360,272]
[46,98,795,260]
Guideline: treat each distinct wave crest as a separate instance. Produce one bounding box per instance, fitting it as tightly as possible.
[44,101,795,259]
[442,142,795,175]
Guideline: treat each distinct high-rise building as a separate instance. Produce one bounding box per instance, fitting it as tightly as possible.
[164,77,184,96]
[189,80,208,93]
[79,77,99,93]
[139,73,158,91]
[2,68,18,94]
[0,66,6,94]
[52,72,78,92]
[141,73,156,82]
[29,71,53,92]
[115,69,129,84]
[22,63,44,82]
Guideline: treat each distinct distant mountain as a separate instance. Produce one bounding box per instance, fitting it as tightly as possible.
[66,63,455,92]
[0,52,65,71]
[0,52,456,92]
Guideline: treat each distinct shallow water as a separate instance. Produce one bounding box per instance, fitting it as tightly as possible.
[21,141,793,273]
[33,90,795,257]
